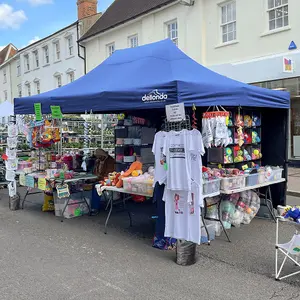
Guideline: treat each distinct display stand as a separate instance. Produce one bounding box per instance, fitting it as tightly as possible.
[204,179,285,243]
[275,217,300,281]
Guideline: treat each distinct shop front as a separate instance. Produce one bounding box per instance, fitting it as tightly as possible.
[210,50,300,162]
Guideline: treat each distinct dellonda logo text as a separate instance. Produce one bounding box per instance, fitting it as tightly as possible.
[142,89,168,103]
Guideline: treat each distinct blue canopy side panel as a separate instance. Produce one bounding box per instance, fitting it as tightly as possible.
[14,39,290,115]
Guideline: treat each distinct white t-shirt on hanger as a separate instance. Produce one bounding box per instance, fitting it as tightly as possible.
[152,131,168,185]
[163,187,201,244]
[163,130,190,191]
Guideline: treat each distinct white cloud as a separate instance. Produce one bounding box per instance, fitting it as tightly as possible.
[27,0,53,6]
[28,36,40,45]
[0,4,27,30]
[21,36,40,48]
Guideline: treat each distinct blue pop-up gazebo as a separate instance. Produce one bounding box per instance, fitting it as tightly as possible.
[14,39,289,115]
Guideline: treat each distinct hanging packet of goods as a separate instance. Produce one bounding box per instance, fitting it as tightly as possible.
[34,103,42,121]
[50,106,63,119]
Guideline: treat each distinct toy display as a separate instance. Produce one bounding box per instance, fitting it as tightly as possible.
[252,148,262,160]
[224,147,233,164]
[243,149,252,161]
[252,131,261,144]
[233,146,244,163]
[244,115,252,127]
[252,114,261,127]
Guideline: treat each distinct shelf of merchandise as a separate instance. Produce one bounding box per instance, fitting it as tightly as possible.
[207,109,262,170]
[61,116,115,154]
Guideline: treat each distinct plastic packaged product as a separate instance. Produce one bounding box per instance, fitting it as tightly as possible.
[6,148,17,159]
[8,123,18,137]
[7,137,18,148]
[5,158,18,171]
[5,170,16,181]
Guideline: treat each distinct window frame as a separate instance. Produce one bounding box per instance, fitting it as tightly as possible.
[35,81,41,94]
[33,50,39,68]
[4,90,7,101]
[69,71,74,83]
[54,41,61,61]
[55,74,62,88]
[24,54,30,72]
[16,59,21,76]
[3,69,7,83]
[267,0,288,31]
[25,83,31,96]
[220,1,237,44]
[128,35,139,48]
[166,20,178,46]
[106,42,115,57]
[43,45,50,65]
[67,36,74,56]
[17,84,22,98]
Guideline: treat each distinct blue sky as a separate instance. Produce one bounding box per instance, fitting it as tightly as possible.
[0,0,114,50]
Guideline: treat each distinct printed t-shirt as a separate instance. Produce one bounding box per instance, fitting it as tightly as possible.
[152,131,167,185]
[163,187,201,244]
[163,130,190,191]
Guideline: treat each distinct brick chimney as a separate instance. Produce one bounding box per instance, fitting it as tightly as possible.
[77,0,98,20]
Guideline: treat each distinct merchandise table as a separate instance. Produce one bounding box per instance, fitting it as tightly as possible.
[204,179,286,242]
[19,172,97,216]
[95,185,153,234]
[98,184,221,238]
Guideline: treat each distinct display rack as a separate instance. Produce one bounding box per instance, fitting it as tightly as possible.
[207,108,262,169]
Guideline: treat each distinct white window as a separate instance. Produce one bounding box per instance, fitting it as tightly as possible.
[128,35,138,48]
[55,75,62,87]
[25,83,31,96]
[221,1,236,43]
[69,72,74,83]
[3,69,7,83]
[4,91,7,101]
[167,20,178,46]
[16,60,21,76]
[54,42,60,61]
[24,54,30,72]
[268,0,288,31]
[35,81,41,94]
[43,46,49,65]
[17,84,22,98]
[67,36,74,56]
[107,43,115,57]
[33,50,39,68]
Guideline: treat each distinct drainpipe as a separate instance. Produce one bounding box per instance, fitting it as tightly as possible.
[77,21,87,74]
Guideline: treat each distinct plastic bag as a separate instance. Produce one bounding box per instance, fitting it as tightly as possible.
[5,158,18,171]
[8,180,17,197]
[202,117,213,148]
[6,148,17,159]
[8,123,18,137]
[6,170,16,181]
[7,137,18,148]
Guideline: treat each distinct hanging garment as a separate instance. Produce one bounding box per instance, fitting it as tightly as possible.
[152,131,168,185]
[163,187,201,244]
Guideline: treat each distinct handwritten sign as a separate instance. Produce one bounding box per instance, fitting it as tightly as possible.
[34,103,42,121]
[56,184,70,199]
[165,103,186,122]
[25,175,35,188]
[50,106,63,119]
[38,178,46,191]
[19,173,26,186]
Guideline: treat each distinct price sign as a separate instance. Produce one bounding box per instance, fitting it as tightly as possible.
[34,103,42,121]
[38,178,46,191]
[25,175,35,188]
[50,106,63,119]
[165,103,186,122]
[19,174,26,186]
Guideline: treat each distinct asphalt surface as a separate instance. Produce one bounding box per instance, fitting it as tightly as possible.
[0,188,300,300]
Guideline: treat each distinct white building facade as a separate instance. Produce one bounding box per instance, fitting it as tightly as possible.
[80,0,204,72]
[12,23,84,100]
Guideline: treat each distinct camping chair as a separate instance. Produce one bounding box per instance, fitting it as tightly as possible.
[275,218,300,281]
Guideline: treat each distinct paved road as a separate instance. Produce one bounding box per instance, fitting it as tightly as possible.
[0,191,299,300]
